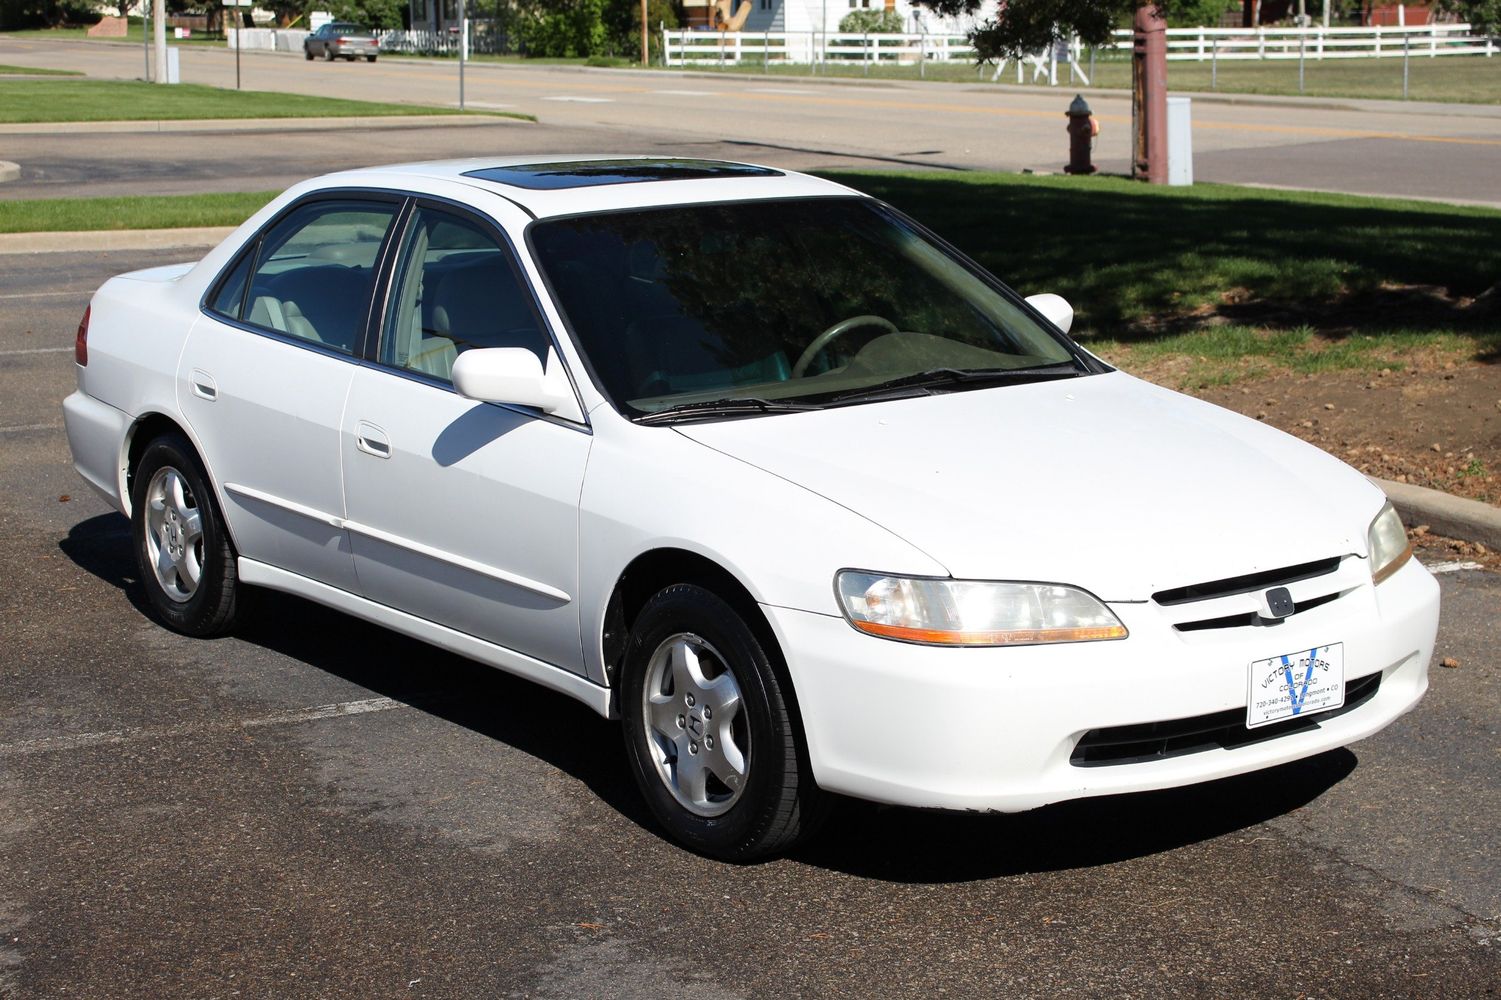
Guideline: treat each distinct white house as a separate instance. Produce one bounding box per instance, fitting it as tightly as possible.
[681,0,992,34]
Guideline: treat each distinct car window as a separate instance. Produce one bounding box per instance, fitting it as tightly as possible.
[218,199,397,354]
[380,204,549,383]
[529,198,1080,416]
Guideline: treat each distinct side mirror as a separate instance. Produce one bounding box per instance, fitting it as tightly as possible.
[1025,293,1074,335]
[452,347,570,413]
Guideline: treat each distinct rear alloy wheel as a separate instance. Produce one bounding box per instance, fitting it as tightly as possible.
[622,584,821,861]
[131,433,242,637]
[324,47,334,61]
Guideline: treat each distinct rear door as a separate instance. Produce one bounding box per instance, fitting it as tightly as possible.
[179,193,402,592]
[339,198,591,673]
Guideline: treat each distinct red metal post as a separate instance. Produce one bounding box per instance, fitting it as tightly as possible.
[1132,4,1168,184]
[1064,94,1098,175]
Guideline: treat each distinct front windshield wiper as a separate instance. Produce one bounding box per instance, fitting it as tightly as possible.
[828,363,1083,405]
[634,397,823,425]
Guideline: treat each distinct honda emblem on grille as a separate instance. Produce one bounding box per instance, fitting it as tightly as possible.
[1261,586,1296,620]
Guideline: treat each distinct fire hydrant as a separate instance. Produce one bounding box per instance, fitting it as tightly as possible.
[1064,94,1099,175]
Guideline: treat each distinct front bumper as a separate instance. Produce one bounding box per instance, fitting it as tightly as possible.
[764,555,1439,812]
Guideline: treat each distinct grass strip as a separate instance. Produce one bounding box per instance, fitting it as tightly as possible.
[824,169,1501,382]
[0,63,82,75]
[825,170,1501,329]
[0,191,278,233]
[0,78,533,123]
[5,172,1497,382]
[670,51,1501,105]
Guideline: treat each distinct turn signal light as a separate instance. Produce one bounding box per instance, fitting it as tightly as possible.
[74,305,90,366]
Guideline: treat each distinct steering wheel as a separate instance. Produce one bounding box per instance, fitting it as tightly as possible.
[791,314,899,378]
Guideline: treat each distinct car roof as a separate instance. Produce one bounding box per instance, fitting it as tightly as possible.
[305,156,862,220]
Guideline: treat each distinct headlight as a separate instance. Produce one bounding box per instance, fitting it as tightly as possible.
[1367,501,1412,585]
[834,571,1127,646]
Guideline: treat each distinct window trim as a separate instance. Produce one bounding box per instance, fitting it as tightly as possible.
[363,192,592,431]
[199,188,409,363]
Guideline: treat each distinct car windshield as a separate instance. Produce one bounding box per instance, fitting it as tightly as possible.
[529,198,1089,420]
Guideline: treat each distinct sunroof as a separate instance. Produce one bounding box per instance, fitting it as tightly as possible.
[461,159,782,190]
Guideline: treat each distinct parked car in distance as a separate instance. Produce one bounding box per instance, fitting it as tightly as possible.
[304,22,379,62]
[62,157,1440,861]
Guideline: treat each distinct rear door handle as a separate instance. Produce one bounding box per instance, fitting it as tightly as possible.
[190,369,217,401]
[354,420,390,459]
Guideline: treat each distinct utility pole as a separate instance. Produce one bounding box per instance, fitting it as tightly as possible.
[153,0,167,84]
[1132,2,1167,183]
[640,0,648,65]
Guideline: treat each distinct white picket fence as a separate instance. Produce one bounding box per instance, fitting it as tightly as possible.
[663,28,976,68]
[1111,23,1498,60]
[663,23,1496,69]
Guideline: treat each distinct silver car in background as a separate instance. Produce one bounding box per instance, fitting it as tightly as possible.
[304,22,380,62]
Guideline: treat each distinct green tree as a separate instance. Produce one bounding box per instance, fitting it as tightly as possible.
[1165,0,1236,27]
[839,8,904,32]
[1438,0,1501,33]
[602,0,680,62]
[326,0,406,29]
[514,0,607,56]
[909,0,1174,57]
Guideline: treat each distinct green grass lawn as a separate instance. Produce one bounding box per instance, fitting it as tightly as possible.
[676,51,1501,105]
[0,78,534,123]
[0,63,81,75]
[5,171,1496,383]
[824,170,1501,382]
[0,191,278,233]
[1,23,226,44]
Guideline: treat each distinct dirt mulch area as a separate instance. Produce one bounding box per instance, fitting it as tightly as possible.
[1186,364,1501,507]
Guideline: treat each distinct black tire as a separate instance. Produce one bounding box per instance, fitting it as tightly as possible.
[130,432,242,638]
[304,46,313,60]
[621,584,822,861]
[324,47,334,61]
[366,55,377,62]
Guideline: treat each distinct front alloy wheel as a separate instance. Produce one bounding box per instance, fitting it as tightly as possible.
[622,584,822,861]
[641,632,751,817]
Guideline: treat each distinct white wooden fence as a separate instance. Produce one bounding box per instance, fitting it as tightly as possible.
[663,23,1496,69]
[663,28,977,68]
[1111,23,1498,60]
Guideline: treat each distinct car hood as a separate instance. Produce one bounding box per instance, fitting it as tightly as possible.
[675,372,1383,601]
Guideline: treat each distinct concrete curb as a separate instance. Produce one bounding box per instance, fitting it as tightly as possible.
[0,227,235,254]
[0,160,19,183]
[1371,476,1501,551]
[0,114,530,136]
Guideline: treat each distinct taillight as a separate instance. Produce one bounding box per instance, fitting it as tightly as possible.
[75,305,90,366]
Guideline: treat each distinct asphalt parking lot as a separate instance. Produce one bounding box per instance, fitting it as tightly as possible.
[1,248,1498,998]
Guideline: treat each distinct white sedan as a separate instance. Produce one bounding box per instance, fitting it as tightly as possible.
[63,157,1440,860]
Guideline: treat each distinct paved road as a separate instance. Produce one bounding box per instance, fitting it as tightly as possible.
[0,249,1498,997]
[4,36,1501,204]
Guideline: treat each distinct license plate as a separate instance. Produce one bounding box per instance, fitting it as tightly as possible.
[1246,643,1344,729]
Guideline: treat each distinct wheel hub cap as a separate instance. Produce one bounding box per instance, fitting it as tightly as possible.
[143,466,204,604]
[642,633,749,818]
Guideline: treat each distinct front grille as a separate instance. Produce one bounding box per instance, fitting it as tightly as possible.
[1153,557,1343,606]
[1070,672,1382,767]
[1174,591,1341,633]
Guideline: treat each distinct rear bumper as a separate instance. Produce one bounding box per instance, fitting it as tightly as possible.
[764,556,1439,812]
[63,389,131,514]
